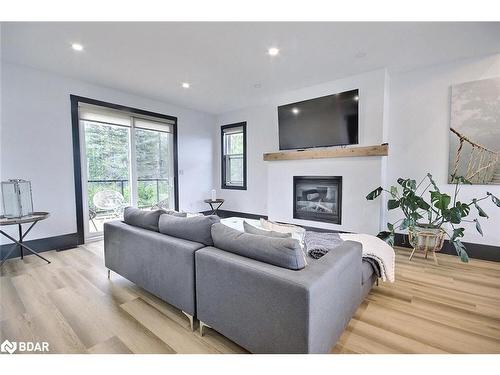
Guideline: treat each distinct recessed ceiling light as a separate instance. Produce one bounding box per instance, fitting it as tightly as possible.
[254,83,262,89]
[182,82,190,89]
[71,43,84,51]
[268,47,280,56]
[291,107,300,115]
[355,52,367,59]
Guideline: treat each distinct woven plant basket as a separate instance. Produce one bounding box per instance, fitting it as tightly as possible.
[409,225,446,253]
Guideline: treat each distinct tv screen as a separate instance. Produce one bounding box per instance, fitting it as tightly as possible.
[278,89,359,150]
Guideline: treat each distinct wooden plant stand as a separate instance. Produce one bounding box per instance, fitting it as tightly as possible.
[408,228,445,265]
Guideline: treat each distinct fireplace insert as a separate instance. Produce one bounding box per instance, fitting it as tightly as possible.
[293,176,342,224]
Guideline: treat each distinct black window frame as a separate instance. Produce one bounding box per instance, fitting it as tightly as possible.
[70,95,179,245]
[221,122,247,190]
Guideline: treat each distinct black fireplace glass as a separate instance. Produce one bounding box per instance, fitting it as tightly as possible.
[293,176,342,224]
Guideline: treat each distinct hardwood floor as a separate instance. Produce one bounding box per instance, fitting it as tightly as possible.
[1,241,499,354]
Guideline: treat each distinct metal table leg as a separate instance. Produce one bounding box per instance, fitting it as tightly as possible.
[0,222,51,267]
[19,224,23,259]
[209,201,224,215]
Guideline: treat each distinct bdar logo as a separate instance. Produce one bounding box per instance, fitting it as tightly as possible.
[1,340,17,354]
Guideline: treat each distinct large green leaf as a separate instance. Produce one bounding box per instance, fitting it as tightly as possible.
[448,207,462,224]
[473,199,489,218]
[451,227,465,241]
[366,187,383,200]
[431,191,451,211]
[416,196,431,210]
[455,201,470,217]
[452,239,469,263]
[474,219,483,236]
[387,199,400,210]
[397,178,417,192]
[487,192,500,207]
[408,179,417,191]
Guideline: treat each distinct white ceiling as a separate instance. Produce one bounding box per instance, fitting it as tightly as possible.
[2,22,500,114]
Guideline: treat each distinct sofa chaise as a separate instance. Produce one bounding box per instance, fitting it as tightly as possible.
[103,208,377,353]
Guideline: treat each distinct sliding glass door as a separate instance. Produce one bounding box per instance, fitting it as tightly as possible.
[134,119,175,210]
[79,103,176,239]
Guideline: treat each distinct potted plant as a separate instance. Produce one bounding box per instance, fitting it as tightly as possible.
[366,173,500,262]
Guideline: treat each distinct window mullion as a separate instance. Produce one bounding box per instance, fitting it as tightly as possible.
[129,117,138,207]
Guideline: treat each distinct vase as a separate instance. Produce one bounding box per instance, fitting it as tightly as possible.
[1,179,34,218]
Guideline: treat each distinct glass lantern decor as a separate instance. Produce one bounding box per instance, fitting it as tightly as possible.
[1,179,34,218]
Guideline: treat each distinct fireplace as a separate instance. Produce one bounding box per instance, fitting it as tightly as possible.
[293,176,342,224]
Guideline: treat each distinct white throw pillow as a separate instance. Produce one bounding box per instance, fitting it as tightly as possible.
[243,221,292,238]
[260,218,306,241]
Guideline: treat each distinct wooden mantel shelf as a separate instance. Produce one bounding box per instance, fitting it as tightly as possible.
[263,144,389,161]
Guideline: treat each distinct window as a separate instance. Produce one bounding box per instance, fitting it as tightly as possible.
[78,101,177,237]
[221,122,247,189]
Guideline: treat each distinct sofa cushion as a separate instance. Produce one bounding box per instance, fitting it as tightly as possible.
[211,223,306,270]
[123,207,164,232]
[243,221,292,238]
[159,214,220,246]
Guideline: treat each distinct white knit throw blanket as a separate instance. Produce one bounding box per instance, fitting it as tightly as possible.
[220,217,396,282]
[340,233,395,282]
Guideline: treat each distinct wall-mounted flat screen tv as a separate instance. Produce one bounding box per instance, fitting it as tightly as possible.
[278,89,359,150]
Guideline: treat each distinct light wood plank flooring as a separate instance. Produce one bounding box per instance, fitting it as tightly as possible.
[1,241,499,354]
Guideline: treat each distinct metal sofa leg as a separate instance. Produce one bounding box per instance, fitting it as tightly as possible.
[182,311,195,332]
[107,269,111,279]
[199,321,211,337]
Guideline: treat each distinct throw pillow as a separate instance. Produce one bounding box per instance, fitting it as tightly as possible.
[259,218,306,242]
[158,214,220,246]
[243,221,292,238]
[161,209,188,217]
[123,207,164,232]
[212,223,306,270]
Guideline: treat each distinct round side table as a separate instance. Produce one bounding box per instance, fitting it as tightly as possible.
[204,199,224,215]
[0,212,51,267]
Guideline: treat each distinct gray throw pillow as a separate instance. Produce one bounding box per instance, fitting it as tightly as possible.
[211,223,306,270]
[243,221,292,238]
[162,209,188,217]
[123,207,163,232]
[159,214,220,246]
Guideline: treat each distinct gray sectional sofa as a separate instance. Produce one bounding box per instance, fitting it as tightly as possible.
[103,208,376,353]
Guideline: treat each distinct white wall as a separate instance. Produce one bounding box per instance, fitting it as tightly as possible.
[387,53,500,247]
[1,62,215,243]
[215,69,388,234]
